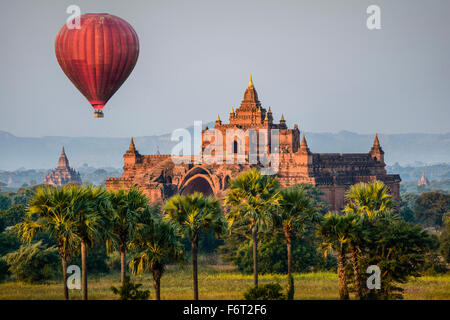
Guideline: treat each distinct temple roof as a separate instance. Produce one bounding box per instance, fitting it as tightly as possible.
[58,146,69,168]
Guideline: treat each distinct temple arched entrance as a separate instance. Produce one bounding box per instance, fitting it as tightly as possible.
[180,175,214,196]
[178,166,217,196]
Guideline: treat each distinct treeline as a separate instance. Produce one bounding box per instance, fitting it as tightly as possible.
[0,169,449,300]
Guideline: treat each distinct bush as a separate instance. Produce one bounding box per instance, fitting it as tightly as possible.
[3,241,60,283]
[234,236,336,274]
[69,243,109,274]
[0,204,26,227]
[111,276,150,300]
[0,230,21,256]
[106,251,122,272]
[0,259,9,282]
[243,283,285,300]
[0,195,12,210]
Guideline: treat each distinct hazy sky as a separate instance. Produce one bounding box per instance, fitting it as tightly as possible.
[0,0,449,137]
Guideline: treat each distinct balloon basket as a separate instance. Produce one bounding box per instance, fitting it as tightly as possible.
[94,111,104,118]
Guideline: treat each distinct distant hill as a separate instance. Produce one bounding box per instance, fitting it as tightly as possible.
[0,127,449,170]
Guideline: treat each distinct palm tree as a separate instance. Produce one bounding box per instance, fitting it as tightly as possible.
[69,185,112,300]
[317,211,356,300]
[344,181,395,299]
[164,192,227,300]
[129,205,183,300]
[109,186,148,286]
[344,181,394,219]
[277,185,318,299]
[224,168,280,287]
[346,215,365,300]
[16,186,78,300]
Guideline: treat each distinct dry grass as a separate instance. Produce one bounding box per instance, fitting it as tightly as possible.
[0,265,448,300]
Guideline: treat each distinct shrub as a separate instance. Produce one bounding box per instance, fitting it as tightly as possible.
[0,230,21,256]
[3,241,60,283]
[243,283,285,300]
[234,236,336,274]
[0,259,8,282]
[111,276,150,300]
[106,251,122,272]
[69,243,109,274]
[0,195,12,210]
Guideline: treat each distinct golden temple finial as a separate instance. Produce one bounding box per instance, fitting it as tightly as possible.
[281,114,285,121]
[268,107,272,113]
[230,107,234,114]
[248,74,253,88]
[217,114,221,122]
[264,113,268,121]
[373,133,380,147]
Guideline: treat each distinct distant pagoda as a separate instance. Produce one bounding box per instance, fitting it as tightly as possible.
[44,147,82,187]
[417,172,430,186]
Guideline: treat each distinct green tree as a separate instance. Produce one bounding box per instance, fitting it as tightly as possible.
[440,213,450,263]
[358,213,438,299]
[317,211,356,300]
[0,195,12,210]
[343,181,394,299]
[276,185,318,299]
[69,185,112,300]
[225,168,280,287]
[164,192,226,300]
[3,240,60,283]
[109,186,148,286]
[129,206,183,300]
[344,181,394,219]
[233,236,336,274]
[414,192,450,229]
[0,204,26,227]
[16,186,78,299]
[400,193,419,222]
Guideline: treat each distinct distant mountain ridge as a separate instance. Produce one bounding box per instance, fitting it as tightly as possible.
[0,127,449,170]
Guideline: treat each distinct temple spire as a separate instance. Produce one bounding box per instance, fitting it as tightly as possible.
[58,146,69,168]
[280,114,285,121]
[373,133,380,147]
[248,74,253,88]
[370,133,384,162]
[299,134,311,154]
[301,134,308,147]
[129,137,136,151]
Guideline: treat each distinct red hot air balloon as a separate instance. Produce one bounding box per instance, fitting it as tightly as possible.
[55,13,139,118]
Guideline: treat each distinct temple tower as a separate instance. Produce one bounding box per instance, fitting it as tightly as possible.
[44,147,82,187]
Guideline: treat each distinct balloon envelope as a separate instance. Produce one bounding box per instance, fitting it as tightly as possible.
[55,13,140,117]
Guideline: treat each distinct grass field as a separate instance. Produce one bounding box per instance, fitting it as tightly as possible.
[0,264,449,300]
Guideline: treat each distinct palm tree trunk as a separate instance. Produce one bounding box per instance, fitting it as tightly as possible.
[153,269,161,300]
[81,240,88,300]
[337,249,349,300]
[350,246,363,300]
[285,230,294,299]
[120,244,126,287]
[192,234,199,300]
[252,225,258,287]
[61,256,69,300]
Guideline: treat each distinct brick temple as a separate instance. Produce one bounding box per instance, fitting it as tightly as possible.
[44,147,82,187]
[106,77,401,210]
